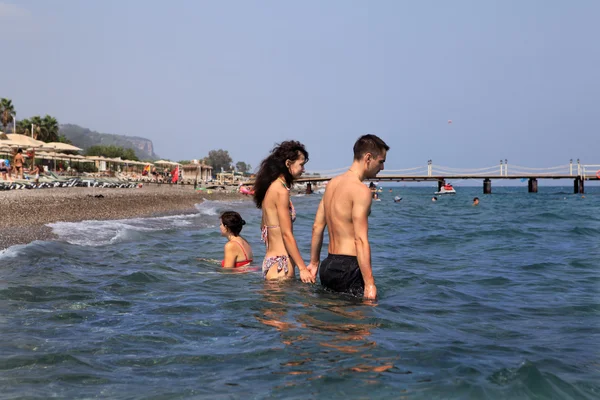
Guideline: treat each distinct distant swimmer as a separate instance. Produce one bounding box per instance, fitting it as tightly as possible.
[432,196,437,202]
[394,196,402,203]
[472,197,479,206]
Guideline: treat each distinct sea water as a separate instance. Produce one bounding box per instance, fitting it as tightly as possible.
[1,187,598,399]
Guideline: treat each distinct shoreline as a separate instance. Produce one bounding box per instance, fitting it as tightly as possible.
[0,185,250,250]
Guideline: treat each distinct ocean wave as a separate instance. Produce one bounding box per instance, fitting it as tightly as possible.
[488,360,593,399]
[194,199,248,216]
[47,214,196,247]
[0,244,30,260]
[569,226,600,236]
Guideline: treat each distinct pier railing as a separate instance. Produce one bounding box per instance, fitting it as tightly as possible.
[305,160,599,180]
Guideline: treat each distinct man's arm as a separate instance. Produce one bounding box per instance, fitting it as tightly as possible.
[352,187,376,299]
[308,199,326,278]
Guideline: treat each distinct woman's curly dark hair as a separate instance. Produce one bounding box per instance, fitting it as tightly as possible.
[253,141,308,209]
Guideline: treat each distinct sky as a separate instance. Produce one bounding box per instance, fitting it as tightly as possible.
[1,0,599,173]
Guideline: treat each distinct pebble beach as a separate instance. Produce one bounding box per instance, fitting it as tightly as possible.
[0,184,248,250]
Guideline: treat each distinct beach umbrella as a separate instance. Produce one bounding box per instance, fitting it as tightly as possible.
[0,145,12,159]
[155,160,180,166]
[41,142,83,152]
[0,138,22,147]
[4,134,45,148]
[69,154,92,172]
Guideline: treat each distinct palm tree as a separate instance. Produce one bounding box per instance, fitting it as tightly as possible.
[29,115,43,140]
[0,98,16,133]
[41,115,59,142]
[16,118,31,135]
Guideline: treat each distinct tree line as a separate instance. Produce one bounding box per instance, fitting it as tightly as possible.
[3,97,251,175]
[177,149,251,175]
[0,97,67,143]
[1,97,138,161]
[86,145,139,161]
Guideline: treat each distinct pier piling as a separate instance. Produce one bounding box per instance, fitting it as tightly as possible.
[528,178,538,193]
[574,177,585,194]
[483,178,492,194]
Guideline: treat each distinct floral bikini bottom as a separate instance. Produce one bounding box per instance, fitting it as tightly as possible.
[262,255,289,279]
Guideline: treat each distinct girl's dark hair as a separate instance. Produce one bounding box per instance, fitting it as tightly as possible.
[220,211,246,236]
[253,141,308,208]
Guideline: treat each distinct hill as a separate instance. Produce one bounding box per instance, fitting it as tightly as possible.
[59,124,158,160]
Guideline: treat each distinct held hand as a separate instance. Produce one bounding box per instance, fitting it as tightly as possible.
[364,283,377,300]
[306,261,319,279]
[299,268,316,284]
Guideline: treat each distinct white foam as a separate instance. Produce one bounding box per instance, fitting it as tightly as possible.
[47,213,196,247]
[0,244,29,260]
[194,199,247,216]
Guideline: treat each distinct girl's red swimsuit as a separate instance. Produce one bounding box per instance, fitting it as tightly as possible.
[221,241,252,268]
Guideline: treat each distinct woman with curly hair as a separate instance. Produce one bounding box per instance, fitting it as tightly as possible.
[253,141,316,283]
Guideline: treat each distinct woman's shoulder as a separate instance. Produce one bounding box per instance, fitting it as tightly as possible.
[265,180,288,198]
[224,241,237,250]
[239,236,253,248]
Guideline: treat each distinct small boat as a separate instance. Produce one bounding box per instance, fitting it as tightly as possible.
[435,183,456,195]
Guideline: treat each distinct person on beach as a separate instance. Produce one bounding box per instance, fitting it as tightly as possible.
[253,140,315,283]
[0,160,10,181]
[308,134,389,299]
[30,164,41,185]
[13,149,24,180]
[220,211,254,268]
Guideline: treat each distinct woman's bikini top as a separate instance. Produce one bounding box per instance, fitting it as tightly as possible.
[221,240,253,268]
[261,178,296,247]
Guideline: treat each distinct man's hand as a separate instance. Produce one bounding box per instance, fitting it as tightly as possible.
[306,261,319,279]
[364,283,377,300]
[299,268,316,284]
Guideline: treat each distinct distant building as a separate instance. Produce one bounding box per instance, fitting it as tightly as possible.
[182,162,213,182]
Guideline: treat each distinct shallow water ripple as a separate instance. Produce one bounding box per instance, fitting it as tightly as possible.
[0,188,599,399]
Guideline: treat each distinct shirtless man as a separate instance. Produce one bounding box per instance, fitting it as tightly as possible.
[307,134,389,299]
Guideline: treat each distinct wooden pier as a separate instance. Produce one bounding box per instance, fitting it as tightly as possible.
[244,160,600,194]
[294,174,596,194]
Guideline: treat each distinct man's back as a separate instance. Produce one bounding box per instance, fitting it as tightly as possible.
[323,172,371,256]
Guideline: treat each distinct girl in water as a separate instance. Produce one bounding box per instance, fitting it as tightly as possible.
[220,211,254,268]
[253,141,315,283]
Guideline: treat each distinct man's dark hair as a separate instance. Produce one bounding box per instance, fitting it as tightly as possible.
[353,134,389,161]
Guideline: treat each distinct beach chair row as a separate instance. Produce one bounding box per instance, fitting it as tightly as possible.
[0,172,139,191]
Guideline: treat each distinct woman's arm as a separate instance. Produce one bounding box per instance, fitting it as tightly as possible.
[275,188,315,283]
[307,199,326,278]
